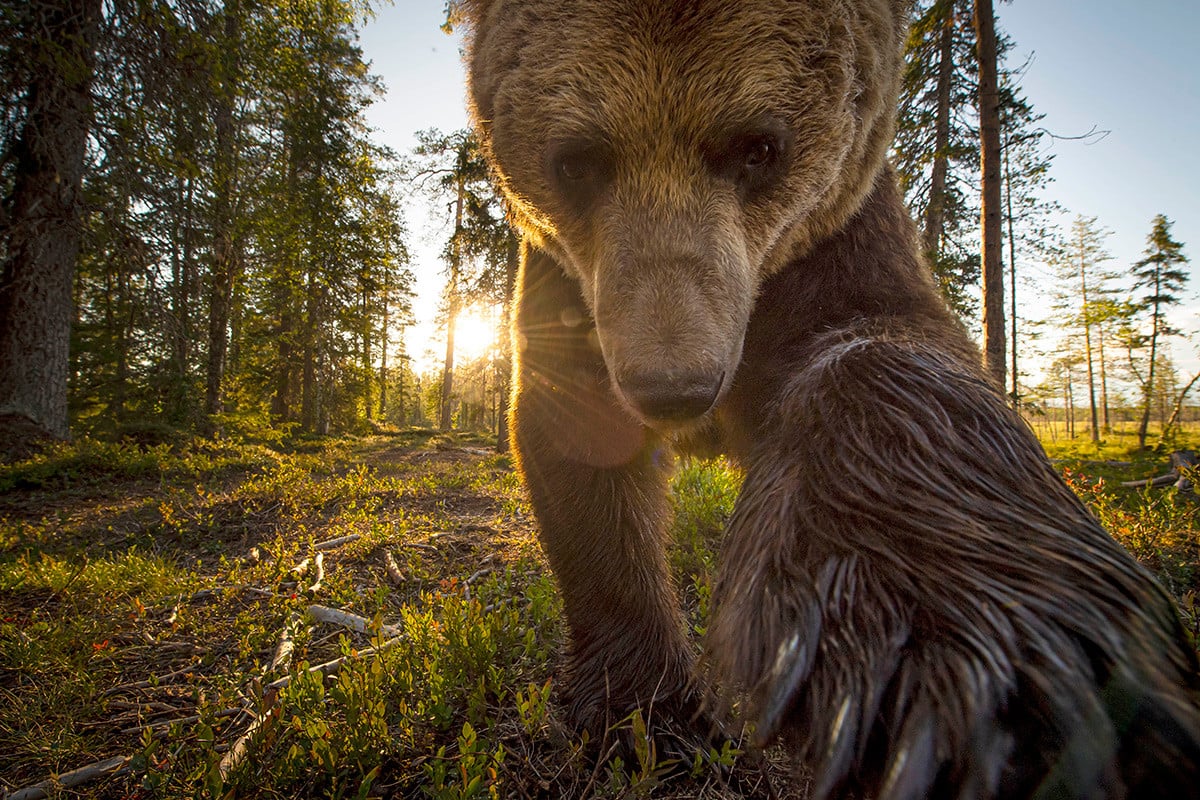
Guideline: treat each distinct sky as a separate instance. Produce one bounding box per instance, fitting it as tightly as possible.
[357,0,1200,379]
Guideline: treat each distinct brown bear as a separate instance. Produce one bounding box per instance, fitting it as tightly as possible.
[459,0,1200,796]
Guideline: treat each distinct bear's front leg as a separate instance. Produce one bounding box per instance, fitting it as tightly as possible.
[710,326,1200,800]
[511,246,697,738]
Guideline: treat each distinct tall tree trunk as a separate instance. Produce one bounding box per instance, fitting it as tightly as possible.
[1137,271,1162,449]
[1078,254,1099,443]
[271,306,296,422]
[974,0,1005,390]
[1003,133,1019,406]
[0,0,102,445]
[922,2,955,260]
[1066,375,1076,439]
[205,5,242,434]
[1097,319,1111,433]
[362,284,372,421]
[496,234,520,453]
[439,179,465,431]
[301,270,320,433]
[272,133,299,425]
[169,175,196,424]
[379,272,389,420]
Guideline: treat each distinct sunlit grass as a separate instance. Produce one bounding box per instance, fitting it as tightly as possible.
[1,429,1196,797]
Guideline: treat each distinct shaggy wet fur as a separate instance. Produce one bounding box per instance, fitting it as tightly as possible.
[461,0,1200,796]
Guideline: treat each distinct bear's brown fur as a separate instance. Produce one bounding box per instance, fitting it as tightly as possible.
[461,0,1200,796]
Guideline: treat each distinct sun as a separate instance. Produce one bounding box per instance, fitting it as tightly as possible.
[453,304,501,362]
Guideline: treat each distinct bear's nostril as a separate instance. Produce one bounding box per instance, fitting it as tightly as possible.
[619,371,724,422]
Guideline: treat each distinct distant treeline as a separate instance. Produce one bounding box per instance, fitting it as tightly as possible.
[0,0,1190,453]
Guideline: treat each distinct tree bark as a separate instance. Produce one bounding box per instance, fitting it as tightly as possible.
[922,2,955,260]
[1003,132,1019,406]
[205,4,242,433]
[0,0,102,445]
[974,0,1005,390]
[1079,253,1099,443]
[439,178,465,431]
[496,234,519,453]
[1137,269,1163,449]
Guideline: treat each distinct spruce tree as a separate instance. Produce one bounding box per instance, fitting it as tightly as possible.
[1131,214,1190,449]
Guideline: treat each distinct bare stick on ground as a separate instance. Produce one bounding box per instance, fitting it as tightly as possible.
[7,756,131,800]
[314,534,361,551]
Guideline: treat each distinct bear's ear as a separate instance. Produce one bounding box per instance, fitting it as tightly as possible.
[447,0,496,26]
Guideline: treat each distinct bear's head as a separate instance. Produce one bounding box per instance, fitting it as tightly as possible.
[463,0,907,428]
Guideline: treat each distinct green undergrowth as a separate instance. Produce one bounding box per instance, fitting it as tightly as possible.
[1,433,1196,798]
[0,436,753,798]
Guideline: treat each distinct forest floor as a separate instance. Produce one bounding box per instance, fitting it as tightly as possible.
[1,431,1197,799]
[0,432,786,799]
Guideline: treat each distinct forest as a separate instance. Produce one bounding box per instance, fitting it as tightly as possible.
[1,1,1197,798]
[0,0,1194,453]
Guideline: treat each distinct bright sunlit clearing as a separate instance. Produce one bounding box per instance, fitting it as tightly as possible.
[454,304,501,363]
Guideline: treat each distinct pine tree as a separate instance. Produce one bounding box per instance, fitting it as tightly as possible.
[974,0,1004,391]
[1130,214,1190,449]
[0,0,103,448]
[412,129,498,432]
[893,0,981,317]
[999,69,1060,406]
[1047,216,1117,444]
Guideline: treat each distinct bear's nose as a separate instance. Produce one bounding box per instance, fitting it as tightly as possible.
[618,371,724,422]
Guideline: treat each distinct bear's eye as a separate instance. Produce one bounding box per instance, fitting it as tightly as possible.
[705,121,791,199]
[741,137,776,171]
[546,142,612,207]
[556,153,594,182]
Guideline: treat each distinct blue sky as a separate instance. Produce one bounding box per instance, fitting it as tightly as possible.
[358,1,1200,375]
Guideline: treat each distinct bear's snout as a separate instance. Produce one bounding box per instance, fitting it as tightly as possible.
[615,369,724,424]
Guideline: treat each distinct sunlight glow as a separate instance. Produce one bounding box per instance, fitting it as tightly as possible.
[453,304,501,363]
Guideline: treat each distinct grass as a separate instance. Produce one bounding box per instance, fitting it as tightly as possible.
[0,435,758,798]
[0,428,1197,798]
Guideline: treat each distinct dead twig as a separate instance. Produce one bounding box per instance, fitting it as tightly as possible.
[218,698,282,780]
[306,604,399,637]
[313,533,361,551]
[270,612,303,673]
[7,755,131,800]
[466,566,494,585]
[306,552,325,594]
[383,551,405,585]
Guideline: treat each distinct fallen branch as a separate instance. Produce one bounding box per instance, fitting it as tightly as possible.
[383,551,405,585]
[270,612,302,673]
[222,607,306,779]
[1121,450,1198,491]
[7,755,130,800]
[1121,474,1179,489]
[314,534,361,551]
[306,604,400,638]
[218,700,282,780]
[306,552,325,594]
[466,567,494,585]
